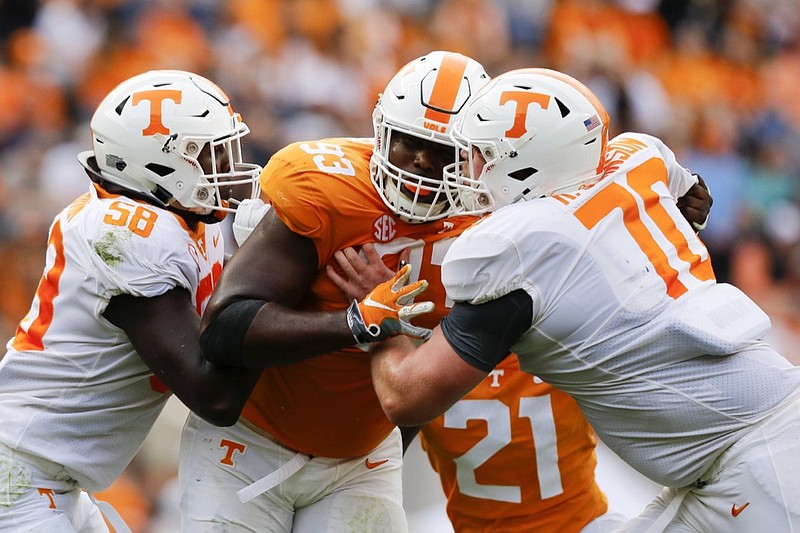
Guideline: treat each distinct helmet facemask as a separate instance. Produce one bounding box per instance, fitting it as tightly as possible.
[179,125,262,217]
[443,130,520,215]
[371,109,457,223]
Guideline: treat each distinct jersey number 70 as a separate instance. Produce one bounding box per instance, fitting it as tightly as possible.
[571,158,714,298]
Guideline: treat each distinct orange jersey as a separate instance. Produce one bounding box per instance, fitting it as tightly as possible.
[420,356,607,533]
[242,137,478,457]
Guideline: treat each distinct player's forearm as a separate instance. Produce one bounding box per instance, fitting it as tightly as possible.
[370,336,433,426]
[371,328,488,426]
[200,297,357,368]
[238,302,356,366]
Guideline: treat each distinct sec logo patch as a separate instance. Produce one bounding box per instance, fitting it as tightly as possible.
[373,214,397,242]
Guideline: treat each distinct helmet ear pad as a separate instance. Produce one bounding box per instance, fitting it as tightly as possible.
[370,51,490,223]
[447,68,609,212]
[82,69,262,219]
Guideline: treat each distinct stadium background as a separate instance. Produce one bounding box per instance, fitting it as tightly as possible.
[1,0,798,530]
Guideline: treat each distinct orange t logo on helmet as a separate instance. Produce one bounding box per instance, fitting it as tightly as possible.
[499,91,550,138]
[131,89,183,136]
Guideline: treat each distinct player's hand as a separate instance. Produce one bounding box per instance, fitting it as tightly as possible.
[347,264,434,343]
[677,174,712,232]
[232,198,271,246]
[327,244,410,301]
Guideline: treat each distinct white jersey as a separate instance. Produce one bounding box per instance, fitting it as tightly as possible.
[442,132,800,487]
[0,183,223,492]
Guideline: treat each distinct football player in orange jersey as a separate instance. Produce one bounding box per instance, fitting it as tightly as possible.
[0,70,262,532]
[179,50,487,533]
[416,357,614,533]
[183,52,711,532]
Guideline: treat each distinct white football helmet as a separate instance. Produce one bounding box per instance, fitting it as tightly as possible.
[444,68,610,214]
[78,69,262,222]
[371,51,490,223]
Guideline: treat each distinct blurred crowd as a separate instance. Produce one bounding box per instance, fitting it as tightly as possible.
[2,0,800,529]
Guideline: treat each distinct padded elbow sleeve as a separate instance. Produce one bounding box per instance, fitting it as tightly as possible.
[200,299,265,367]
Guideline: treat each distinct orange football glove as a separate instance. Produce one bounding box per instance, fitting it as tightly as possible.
[346,264,434,344]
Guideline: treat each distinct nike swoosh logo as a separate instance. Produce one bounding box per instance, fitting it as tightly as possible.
[213,234,221,247]
[365,458,389,470]
[363,295,394,311]
[731,502,750,517]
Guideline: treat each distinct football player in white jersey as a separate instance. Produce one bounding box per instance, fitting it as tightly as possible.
[0,70,263,532]
[366,68,800,532]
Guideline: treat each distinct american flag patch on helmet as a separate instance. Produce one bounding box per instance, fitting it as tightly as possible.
[584,115,601,131]
[583,115,600,131]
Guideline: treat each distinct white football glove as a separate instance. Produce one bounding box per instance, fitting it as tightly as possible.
[232,198,271,246]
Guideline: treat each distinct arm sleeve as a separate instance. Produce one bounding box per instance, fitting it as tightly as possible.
[200,299,266,366]
[440,289,533,372]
